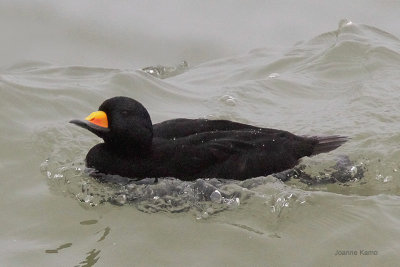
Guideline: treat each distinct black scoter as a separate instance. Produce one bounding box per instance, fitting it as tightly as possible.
[70,96,347,181]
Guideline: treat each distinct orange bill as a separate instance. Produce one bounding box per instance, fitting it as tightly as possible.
[85,111,108,128]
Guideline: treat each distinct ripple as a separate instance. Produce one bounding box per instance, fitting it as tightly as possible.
[219,94,237,106]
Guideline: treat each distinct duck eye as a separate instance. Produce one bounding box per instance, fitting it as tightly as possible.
[121,110,129,116]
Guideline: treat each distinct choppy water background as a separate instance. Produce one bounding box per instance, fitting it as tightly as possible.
[2,1,400,266]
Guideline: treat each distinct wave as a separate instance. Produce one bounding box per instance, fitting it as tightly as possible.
[2,21,400,216]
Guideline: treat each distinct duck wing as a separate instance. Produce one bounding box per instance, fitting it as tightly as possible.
[153,118,268,139]
[151,129,317,180]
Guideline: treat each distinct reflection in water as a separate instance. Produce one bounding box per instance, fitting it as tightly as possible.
[96,227,111,242]
[44,223,110,265]
[45,243,72,254]
[80,220,98,225]
[76,249,101,267]
[229,223,264,235]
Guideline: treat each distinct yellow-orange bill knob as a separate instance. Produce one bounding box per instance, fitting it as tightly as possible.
[85,111,108,128]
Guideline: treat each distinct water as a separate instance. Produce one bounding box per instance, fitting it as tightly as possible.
[1,1,400,266]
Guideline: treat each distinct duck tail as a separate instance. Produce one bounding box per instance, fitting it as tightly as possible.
[311,135,348,156]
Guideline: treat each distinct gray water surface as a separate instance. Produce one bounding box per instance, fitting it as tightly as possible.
[1,1,400,266]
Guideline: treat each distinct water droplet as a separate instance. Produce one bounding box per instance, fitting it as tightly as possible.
[210,190,222,203]
[350,166,357,177]
[206,207,214,214]
[227,197,240,208]
[383,176,392,183]
[235,198,240,205]
[268,73,280,78]
[84,195,93,203]
[338,19,353,28]
[115,194,127,205]
[81,182,88,193]
[219,95,236,106]
[202,212,209,219]
[40,160,49,173]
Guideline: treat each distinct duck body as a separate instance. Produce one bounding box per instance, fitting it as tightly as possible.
[71,97,347,181]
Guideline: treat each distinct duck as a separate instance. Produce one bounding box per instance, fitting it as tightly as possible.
[70,96,347,181]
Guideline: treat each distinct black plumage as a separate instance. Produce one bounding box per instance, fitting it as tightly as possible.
[70,96,347,181]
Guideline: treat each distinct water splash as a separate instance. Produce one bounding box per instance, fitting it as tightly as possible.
[338,19,353,29]
[142,61,189,79]
[39,137,371,218]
